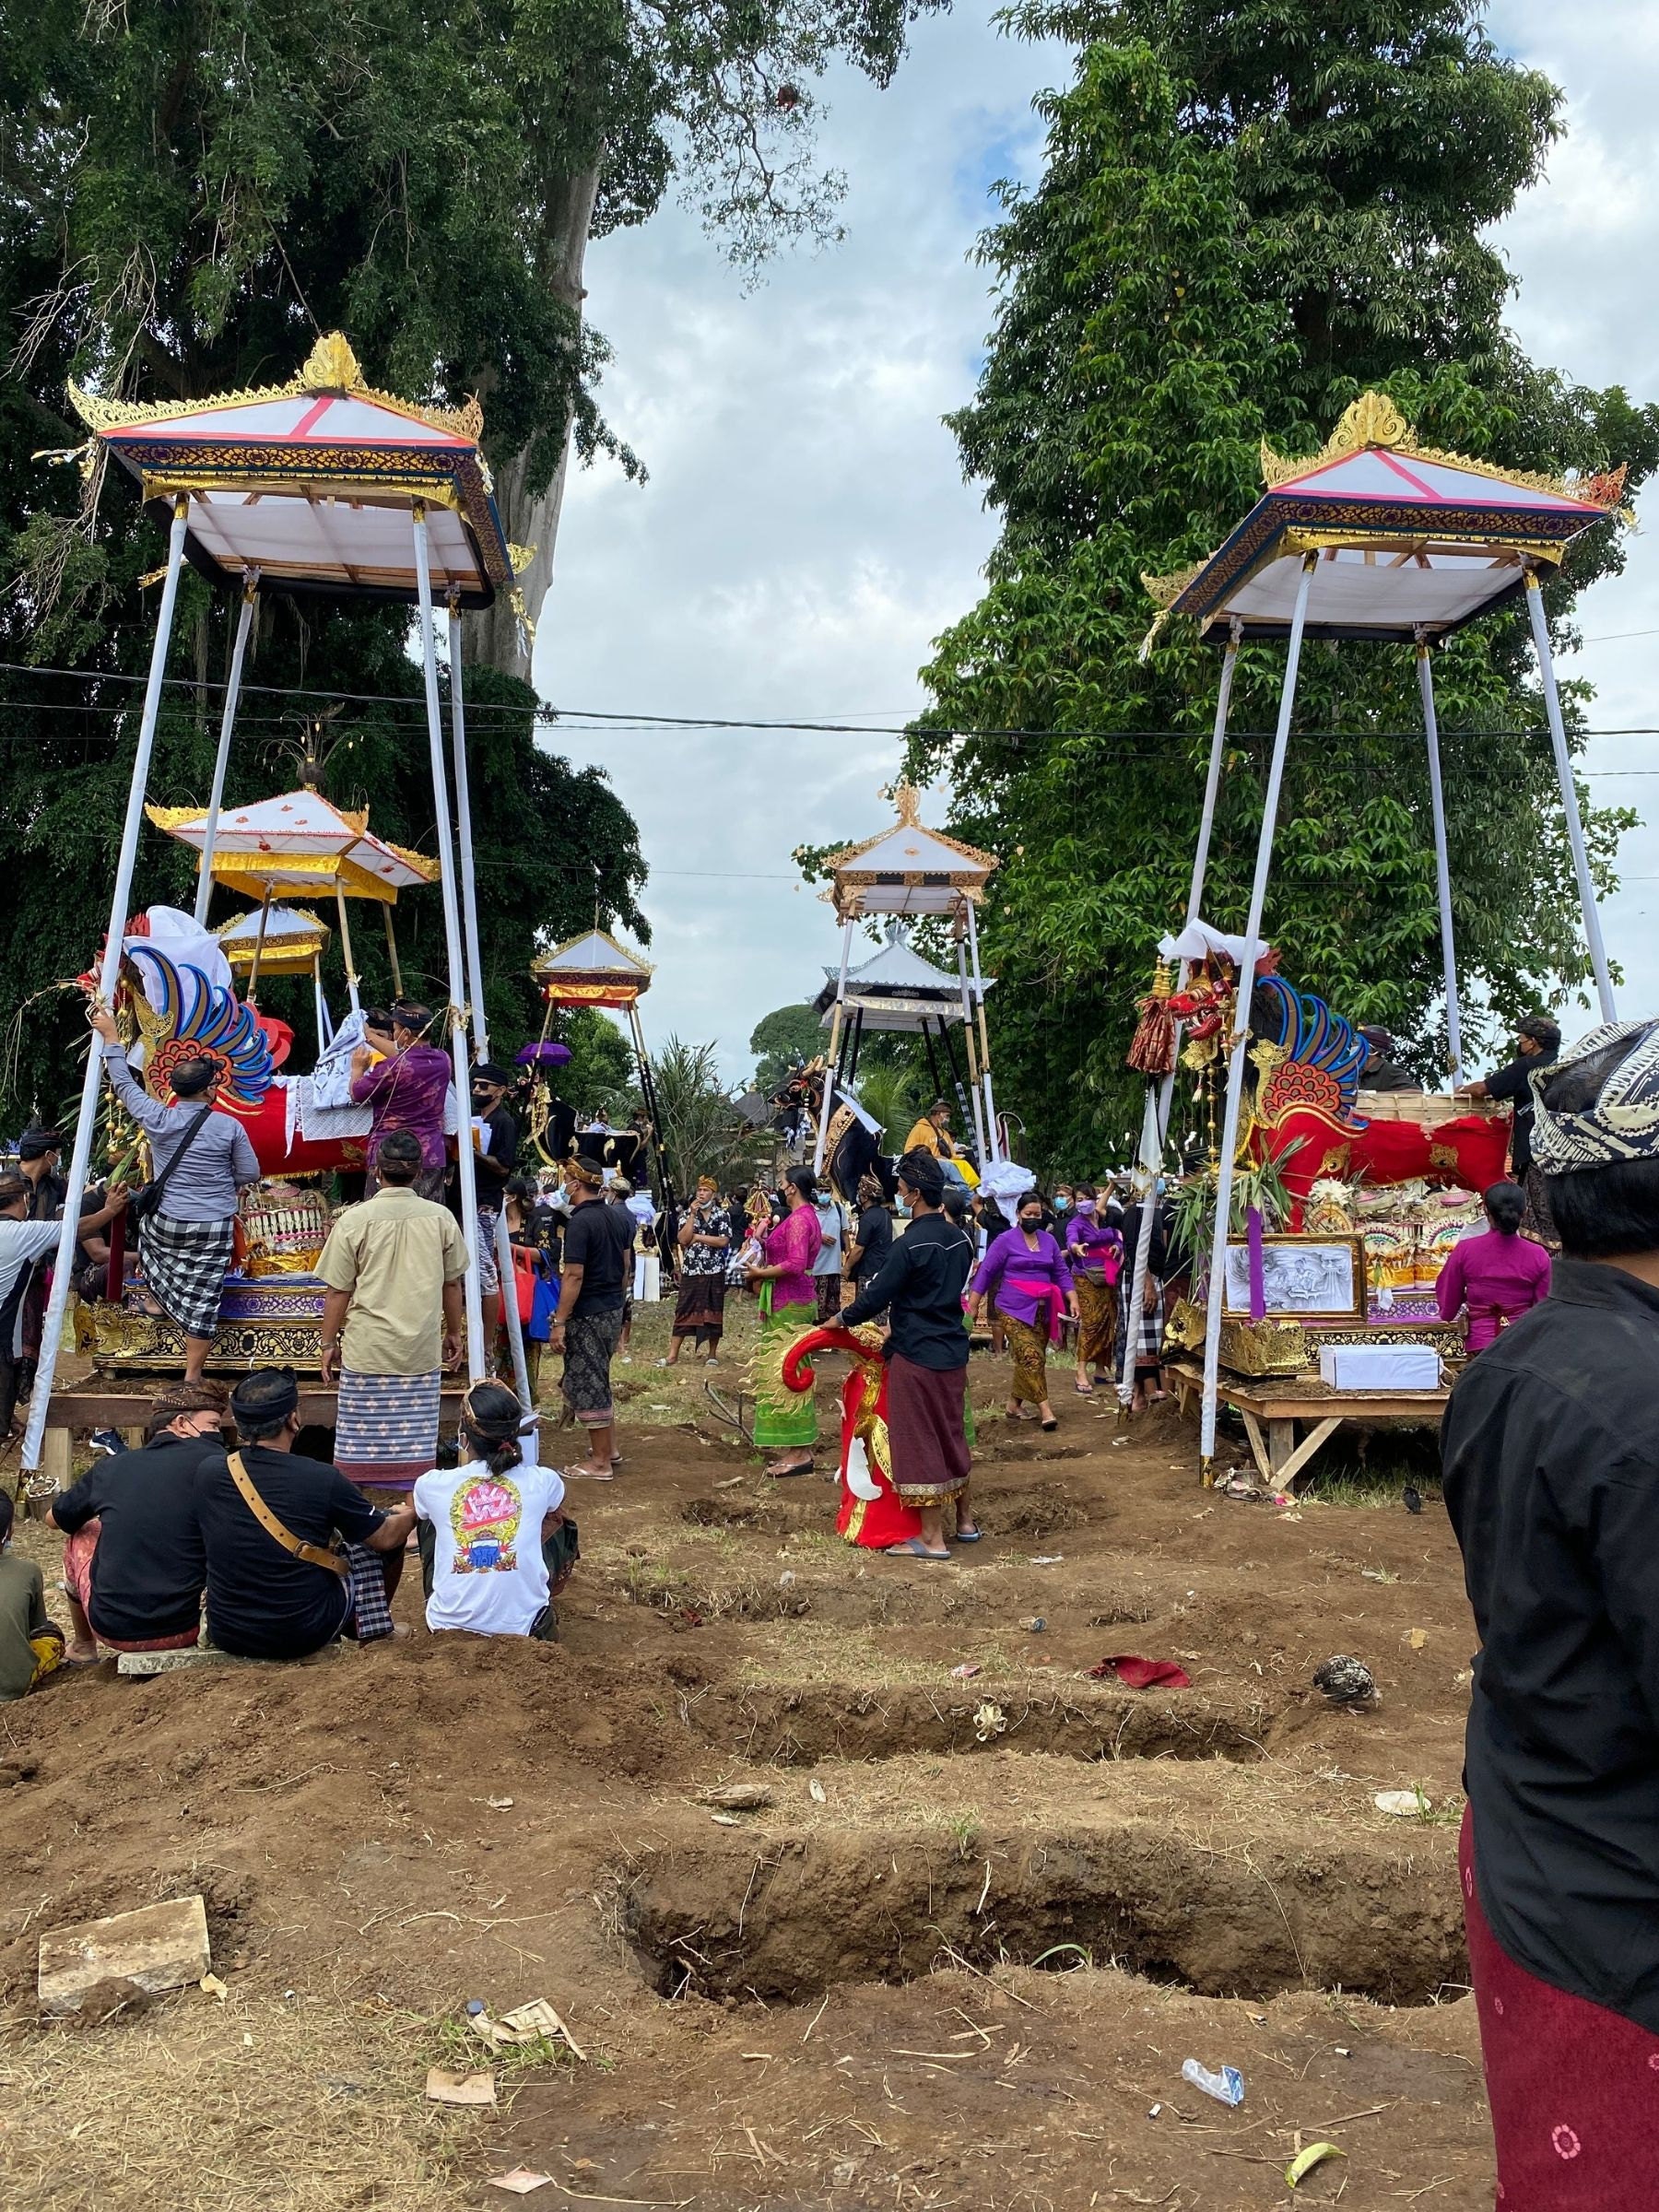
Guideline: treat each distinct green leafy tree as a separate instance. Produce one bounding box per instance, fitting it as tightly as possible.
[908,7,1659,1171]
[748,1002,825,1091]
[4,0,945,676]
[650,1035,756,1192]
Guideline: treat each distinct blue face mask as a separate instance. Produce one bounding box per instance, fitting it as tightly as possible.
[1053,1195,1071,1213]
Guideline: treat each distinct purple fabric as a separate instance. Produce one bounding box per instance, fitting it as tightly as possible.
[971,1226,1074,1329]
[349,1043,451,1176]
[765,1203,821,1310]
[1065,1217,1123,1283]
[1247,1206,1266,1321]
[1437,1228,1552,1352]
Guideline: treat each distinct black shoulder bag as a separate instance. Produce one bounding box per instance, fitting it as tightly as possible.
[129,1105,216,1225]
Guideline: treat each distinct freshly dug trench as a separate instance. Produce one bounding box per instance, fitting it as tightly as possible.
[624,1824,1465,2007]
[682,1682,1274,1765]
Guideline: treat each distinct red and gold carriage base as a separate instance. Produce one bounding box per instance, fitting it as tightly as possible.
[1143,944,1510,1221]
[780,1326,924,1551]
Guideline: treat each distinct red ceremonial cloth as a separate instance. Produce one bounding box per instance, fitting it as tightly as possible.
[1090,1654,1193,1689]
[1461,1806,1659,2205]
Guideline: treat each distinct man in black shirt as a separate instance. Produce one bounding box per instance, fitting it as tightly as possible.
[550,1157,632,1481]
[1356,1026,1416,1093]
[194,1369,414,1660]
[841,1148,973,1559]
[1456,1014,1561,1179]
[845,1173,893,1303]
[1441,1018,1659,2192]
[50,1380,228,1656]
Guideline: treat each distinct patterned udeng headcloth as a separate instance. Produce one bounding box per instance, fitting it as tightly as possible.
[1530,1018,1659,1174]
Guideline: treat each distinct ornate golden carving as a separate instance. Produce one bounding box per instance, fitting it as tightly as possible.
[1141,557,1210,609]
[1260,390,1629,512]
[69,332,486,444]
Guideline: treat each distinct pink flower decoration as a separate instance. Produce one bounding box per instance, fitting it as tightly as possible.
[1551,2125,1582,2161]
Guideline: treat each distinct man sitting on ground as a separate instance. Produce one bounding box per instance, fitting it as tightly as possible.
[0,1491,64,1701]
[49,1380,228,1660]
[194,1369,415,1660]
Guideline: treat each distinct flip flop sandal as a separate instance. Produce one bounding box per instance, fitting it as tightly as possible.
[1040,1416,1059,1432]
[765,1458,815,1478]
[951,1527,982,1544]
[561,1465,615,1481]
[1074,1382,1094,1394]
[886,1537,951,1559]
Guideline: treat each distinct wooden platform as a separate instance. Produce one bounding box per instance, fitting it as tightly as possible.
[1166,1356,1450,1488]
[13,1376,470,1488]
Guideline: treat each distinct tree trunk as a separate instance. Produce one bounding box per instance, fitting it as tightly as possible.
[472,165,602,682]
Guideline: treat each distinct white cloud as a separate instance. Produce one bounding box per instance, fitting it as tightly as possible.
[1488,3,1659,1026]
[533,8,1065,1080]
[530,5,1659,1083]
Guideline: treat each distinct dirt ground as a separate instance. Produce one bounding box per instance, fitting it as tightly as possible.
[0,1302,1493,2212]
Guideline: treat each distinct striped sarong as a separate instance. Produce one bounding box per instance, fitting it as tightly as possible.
[138,1212,235,1341]
[334,1367,441,1490]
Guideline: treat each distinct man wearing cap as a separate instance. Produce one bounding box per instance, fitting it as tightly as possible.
[193,1368,416,1658]
[317,1130,467,1509]
[903,1099,959,1163]
[1457,1014,1563,1239]
[465,1061,520,1361]
[1356,1026,1416,1093]
[841,1147,975,1559]
[549,1156,633,1480]
[1441,1018,1659,2198]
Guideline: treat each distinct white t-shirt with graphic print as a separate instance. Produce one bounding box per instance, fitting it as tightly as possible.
[413,1458,567,1636]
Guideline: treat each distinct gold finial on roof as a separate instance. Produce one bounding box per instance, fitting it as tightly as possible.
[296,331,367,394]
[890,780,922,826]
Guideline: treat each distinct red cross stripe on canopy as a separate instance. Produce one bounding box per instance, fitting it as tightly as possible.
[1144,392,1628,644]
[71,331,519,609]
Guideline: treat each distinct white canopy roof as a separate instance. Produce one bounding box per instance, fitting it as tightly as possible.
[147,790,439,904]
[821,782,999,918]
[72,333,518,609]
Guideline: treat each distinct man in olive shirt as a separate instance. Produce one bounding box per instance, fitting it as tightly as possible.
[317,1131,467,1508]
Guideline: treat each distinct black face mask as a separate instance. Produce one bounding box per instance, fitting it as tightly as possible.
[1019,1215,1043,1231]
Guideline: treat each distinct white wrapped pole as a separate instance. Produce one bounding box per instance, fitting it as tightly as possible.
[412,504,485,1381]
[1118,632,1240,1406]
[964,896,1000,1163]
[1200,559,1317,1466]
[1417,640,1463,1083]
[953,917,990,1160]
[445,605,532,1412]
[23,500,191,1473]
[814,913,855,1175]
[193,578,257,925]
[1525,569,1616,1022]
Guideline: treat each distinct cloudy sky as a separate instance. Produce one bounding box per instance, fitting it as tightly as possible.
[533,2,1659,1084]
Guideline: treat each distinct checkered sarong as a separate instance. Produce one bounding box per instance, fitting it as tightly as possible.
[345,1543,394,1641]
[138,1211,235,1340]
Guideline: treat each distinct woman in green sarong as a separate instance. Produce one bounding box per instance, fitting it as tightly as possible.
[747,1166,823,1476]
